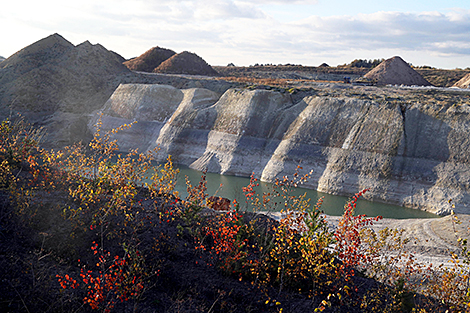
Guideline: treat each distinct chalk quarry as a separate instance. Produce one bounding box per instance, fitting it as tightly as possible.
[96,83,470,215]
[2,33,470,216]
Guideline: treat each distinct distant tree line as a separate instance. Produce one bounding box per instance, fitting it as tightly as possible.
[346,58,384,68]
[247,63,302,67]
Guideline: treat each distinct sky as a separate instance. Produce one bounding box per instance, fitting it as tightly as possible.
[2,0,470,69]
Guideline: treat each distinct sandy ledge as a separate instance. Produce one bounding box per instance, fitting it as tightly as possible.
[264,212,470,267]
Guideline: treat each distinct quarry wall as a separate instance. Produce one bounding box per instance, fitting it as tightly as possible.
[96,83,470,215]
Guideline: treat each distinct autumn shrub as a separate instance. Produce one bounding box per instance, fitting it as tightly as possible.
[235,177,436,311]
[0,115,44,220]
[251,174,336,297]
[356,224,433,312]
[47,117,188,310]
[184,170,209,208]
[193,171,407,311]
[43,119,148,227]
[146,154,179,200]
[194,168,340,306]
[0,116,44,168]
[195,207,252,278]
[57,242,146,313]
[0,116,181,311]
[333,189,382,282]
[329,190,442,312]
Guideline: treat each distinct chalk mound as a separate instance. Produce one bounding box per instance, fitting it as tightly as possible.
[0,33,131,146]
[123,46,176,72]
[453,73,470,89]
[0,33,74,74]
[153,51,218,76]
[363,56,431,86]
[0,34,129,114]
[71,40,128,75]
[0,33,129,110]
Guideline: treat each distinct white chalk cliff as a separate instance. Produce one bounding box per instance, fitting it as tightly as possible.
[96,83,470,215]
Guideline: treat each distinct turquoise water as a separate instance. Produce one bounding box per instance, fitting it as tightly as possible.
[172,165,438,219]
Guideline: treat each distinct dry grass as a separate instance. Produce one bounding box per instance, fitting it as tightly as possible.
[214,65,470,88]
[416,68,470,87]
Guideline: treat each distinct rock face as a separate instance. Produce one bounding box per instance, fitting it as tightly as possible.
[453,73,470,88]
[98,83,470,215]
[153,51,218,76]
[123,47,176,72]
[363,56,431,86]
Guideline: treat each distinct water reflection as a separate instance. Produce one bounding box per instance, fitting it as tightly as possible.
[174,165,438,219]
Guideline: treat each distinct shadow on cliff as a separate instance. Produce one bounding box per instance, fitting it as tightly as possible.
[394,107,451,184]
[314,102,453,203]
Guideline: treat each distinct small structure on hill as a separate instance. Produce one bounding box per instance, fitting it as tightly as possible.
[363,56,431,86]
[453,73,470,89]
[153,51,218,76]
[123,47,176,72]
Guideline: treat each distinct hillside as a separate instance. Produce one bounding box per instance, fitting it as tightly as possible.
[214,64,368,82]
[417,68,470,87]
[0,34,129,115]
[0,122,458,312]
[0,34,240,147]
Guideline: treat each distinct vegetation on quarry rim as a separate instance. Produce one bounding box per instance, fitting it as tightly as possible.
[1,116,470,312]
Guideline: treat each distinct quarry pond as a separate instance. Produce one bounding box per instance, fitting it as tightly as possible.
[174,165,438,219]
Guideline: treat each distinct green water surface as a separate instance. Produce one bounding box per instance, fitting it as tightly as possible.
[173,165,438,219]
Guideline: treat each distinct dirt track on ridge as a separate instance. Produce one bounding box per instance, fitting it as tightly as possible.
[324,214,470,267]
